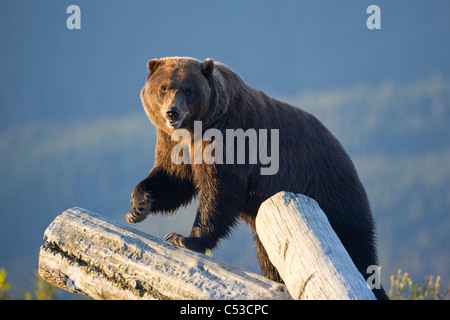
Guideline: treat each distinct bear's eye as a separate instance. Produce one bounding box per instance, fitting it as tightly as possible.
[160,85,169,93]
[184,87,192,96]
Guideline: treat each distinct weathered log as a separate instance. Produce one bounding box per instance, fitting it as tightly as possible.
[38,207,290,300]
[256,191,376,300]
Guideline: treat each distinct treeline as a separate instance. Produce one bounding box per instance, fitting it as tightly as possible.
[0,76,449,292]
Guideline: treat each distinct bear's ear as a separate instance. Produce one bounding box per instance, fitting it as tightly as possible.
[147,59,162,75]
[200,58,214,78]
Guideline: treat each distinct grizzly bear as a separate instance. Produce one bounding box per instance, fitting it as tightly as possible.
[126,57,388,300]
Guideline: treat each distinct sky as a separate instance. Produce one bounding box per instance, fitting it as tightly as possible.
[1,0,449,126]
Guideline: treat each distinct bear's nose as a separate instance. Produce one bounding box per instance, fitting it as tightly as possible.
[165,107,180,120]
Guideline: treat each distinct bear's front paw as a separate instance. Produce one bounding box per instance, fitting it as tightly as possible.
[164,233,206,254]
[126,192,153,223]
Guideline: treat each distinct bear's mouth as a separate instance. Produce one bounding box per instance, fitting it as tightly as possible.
[166,119,183,128]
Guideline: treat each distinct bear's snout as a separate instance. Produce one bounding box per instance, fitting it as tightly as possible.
[164,106,185,128]
[165,107,180,120]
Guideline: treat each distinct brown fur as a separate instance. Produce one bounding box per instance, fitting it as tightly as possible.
[126,57,388,299]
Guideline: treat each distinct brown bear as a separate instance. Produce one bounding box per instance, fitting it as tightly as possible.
[126,57,388,300]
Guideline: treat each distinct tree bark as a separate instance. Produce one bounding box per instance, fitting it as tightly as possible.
[256,191,376,300]
[38,207,290,300]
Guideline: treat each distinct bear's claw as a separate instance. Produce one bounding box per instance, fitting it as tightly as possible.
[126,206,150,223]
[164,233,207,254]
[164,233,187,247]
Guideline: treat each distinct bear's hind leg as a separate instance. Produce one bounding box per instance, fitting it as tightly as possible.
[251,227,283,283]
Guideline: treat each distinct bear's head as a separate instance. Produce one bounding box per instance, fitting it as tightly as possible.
[140,57,225,134]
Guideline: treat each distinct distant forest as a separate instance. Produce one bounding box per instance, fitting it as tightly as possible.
[0,76,449,293]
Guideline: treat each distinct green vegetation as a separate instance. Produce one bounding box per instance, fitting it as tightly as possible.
[0,269,12,300]
[388,269,449,300]
[23,271,59,300]
[0,268,62,300]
